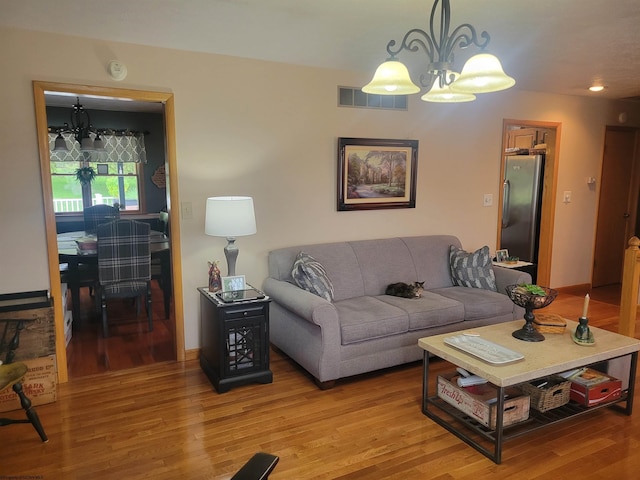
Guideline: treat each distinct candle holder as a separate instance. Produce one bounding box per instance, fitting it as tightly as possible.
[505,285,558,342]
[572,316,595,346]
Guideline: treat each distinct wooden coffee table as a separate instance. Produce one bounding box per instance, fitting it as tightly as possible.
[419,319,640,463]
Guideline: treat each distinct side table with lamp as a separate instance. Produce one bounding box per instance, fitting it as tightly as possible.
[200,196,273,392]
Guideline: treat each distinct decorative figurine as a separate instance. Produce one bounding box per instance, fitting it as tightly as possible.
[208,261,222,292]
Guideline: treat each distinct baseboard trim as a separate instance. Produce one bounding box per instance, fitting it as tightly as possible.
[185,348,200,361]
[553,284,591,296]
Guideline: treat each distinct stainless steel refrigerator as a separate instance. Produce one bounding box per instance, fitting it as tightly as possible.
[500,154,545,263]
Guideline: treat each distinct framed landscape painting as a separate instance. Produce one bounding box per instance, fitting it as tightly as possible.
[337,137,418,211]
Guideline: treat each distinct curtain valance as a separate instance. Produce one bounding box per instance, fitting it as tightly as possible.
[49,132,147,163]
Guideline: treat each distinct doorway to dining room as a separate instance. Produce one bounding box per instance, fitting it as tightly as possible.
[33,81,185,382]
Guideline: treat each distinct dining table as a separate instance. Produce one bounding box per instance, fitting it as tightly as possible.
[57,230,171,324]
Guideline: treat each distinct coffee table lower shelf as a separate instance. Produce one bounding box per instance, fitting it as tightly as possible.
[422,352,637,464]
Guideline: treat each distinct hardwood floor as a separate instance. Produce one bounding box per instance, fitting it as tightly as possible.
[2,286,640,479]
[66,283,176,378]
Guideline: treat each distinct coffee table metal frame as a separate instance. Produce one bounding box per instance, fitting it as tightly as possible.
[419,320,640,464]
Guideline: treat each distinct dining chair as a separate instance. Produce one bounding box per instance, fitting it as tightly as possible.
[97,219,152,337]
[152,211,171,318]
[84,204,120,234]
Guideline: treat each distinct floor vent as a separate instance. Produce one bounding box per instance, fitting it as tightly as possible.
[338,87,408,110]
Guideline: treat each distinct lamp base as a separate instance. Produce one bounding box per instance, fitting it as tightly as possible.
[224,237,238,276]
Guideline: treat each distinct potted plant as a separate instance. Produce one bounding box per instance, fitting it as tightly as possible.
[75,166,96,186]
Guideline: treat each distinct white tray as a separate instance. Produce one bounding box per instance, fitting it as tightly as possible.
[444,335,524,364]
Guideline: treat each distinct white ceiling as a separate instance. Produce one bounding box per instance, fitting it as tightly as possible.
[3,0,640,102]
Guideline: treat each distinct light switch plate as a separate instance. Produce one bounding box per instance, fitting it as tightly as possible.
[181,202,193,220]
[483,193,493,207]
[563,191,572,203]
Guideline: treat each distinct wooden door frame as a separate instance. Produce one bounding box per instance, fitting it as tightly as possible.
[33,81,185,383]
[498,119,562,287]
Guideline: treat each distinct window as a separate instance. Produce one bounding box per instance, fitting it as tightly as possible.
[50,160,142,213]
[49,132,146,213]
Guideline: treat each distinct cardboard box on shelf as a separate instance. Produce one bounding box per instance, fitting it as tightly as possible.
[0,355,57,412]
[437,373,530,429]
[570,369,622,407]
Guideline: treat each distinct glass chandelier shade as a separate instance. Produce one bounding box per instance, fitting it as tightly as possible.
[362,60,421,95]
[450,53,516,94]
[421,73,476,103]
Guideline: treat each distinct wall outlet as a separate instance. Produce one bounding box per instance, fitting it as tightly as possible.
[181,201,193,220]
[483,193,493,207]
[563,191,572,203]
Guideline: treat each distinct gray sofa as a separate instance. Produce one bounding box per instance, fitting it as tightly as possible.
[263,235,531,388]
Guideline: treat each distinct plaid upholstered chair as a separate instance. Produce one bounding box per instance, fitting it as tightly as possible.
[97,219,152,337]
[84,204,120,234]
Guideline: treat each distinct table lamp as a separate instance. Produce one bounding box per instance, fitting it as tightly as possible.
[205,196,257,276]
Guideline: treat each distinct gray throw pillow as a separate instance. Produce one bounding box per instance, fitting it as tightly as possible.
[291,252,335,302]
[449,245,497,291]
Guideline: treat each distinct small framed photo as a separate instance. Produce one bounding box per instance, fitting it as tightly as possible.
[222,275,246,292]
[496,249,509,263]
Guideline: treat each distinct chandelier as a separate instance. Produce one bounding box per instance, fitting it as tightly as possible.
[51,98,105,152]
[362,0,515,103]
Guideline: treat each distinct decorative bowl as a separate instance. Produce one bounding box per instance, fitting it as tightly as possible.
[505,285,558,342]
[505,285,558,310]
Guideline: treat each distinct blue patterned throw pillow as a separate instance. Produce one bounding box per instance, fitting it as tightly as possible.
[449,245,497,291]
[291,252,334,302]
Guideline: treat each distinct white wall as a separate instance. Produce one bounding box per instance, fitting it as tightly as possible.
[1,27,639,351]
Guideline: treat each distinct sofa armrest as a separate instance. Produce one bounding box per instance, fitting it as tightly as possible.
[493,266,532,295]
[263,277,338,327]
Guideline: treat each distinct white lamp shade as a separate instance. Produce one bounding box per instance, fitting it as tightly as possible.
[451,53,516,94]
[362,60,421,95]
[421,73,476,103]
[205,196,256,237]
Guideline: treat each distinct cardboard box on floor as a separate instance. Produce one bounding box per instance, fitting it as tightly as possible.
[0,355,57,412]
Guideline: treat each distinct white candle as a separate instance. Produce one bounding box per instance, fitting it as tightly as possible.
[582,293,590,318]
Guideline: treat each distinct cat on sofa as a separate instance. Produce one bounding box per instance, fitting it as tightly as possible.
[385,281,424,298]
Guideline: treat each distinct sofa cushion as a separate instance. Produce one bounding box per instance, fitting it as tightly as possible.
[335,296,409,344]
[377,291,465,330]
[449,245,497,291]
[349,238,418,296]
[432,286,513,321]
[291,252,335,302]
[401,235,462,289]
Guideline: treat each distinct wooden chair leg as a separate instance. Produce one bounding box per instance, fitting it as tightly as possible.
[13,382,48,442]
[0,382,49,443]
[147,284,153,332]
[101,294,109,338]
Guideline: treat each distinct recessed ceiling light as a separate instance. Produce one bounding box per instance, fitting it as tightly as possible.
[589,85,605,92]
